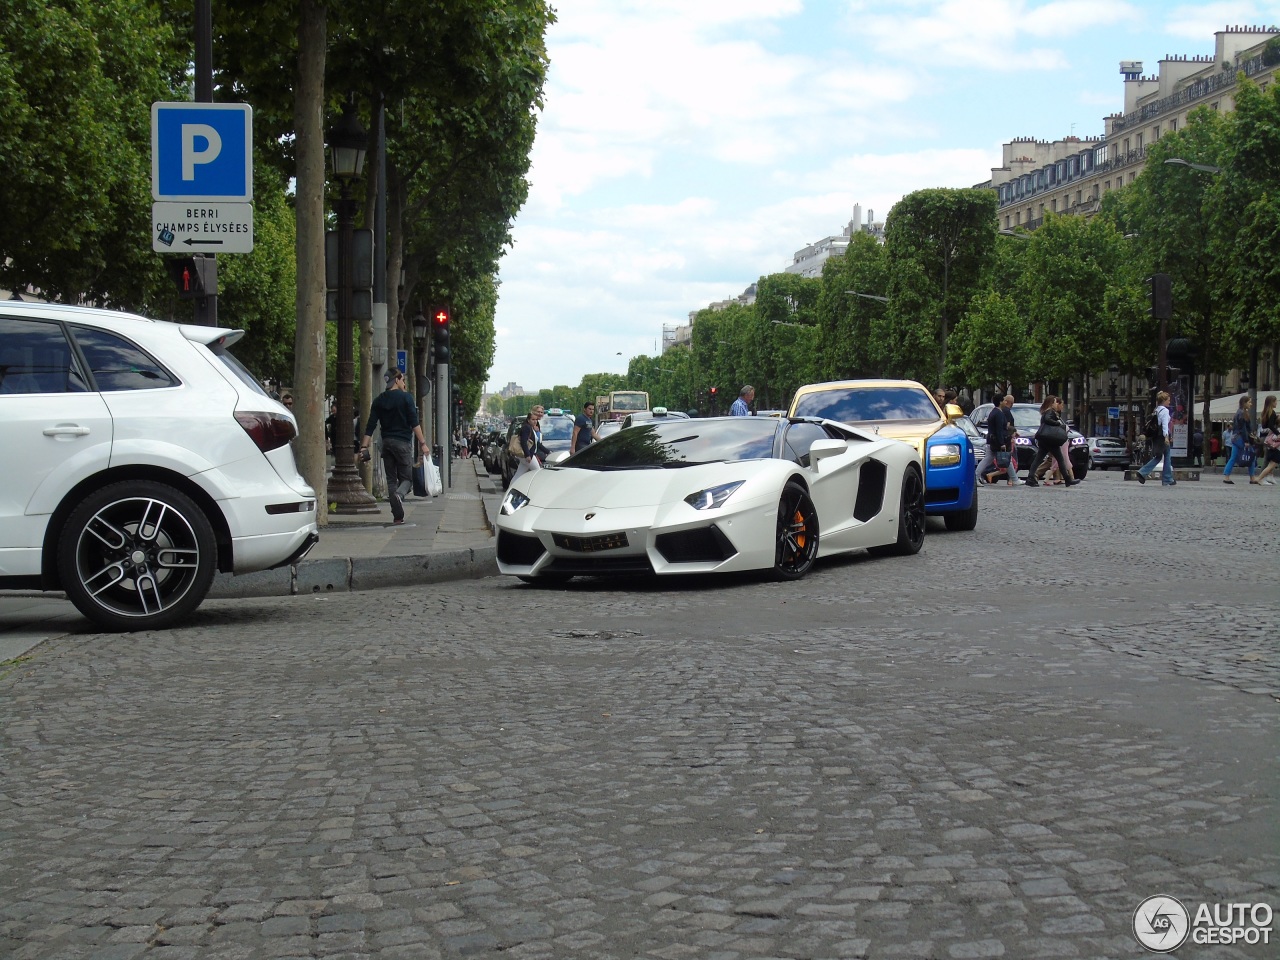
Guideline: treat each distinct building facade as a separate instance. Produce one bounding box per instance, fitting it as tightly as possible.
[982,25,1278,231]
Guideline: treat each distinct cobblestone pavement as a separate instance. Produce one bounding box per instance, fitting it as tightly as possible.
[2,474,1276,959]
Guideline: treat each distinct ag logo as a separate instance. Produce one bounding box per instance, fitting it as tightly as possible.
[1133,895,1190,952]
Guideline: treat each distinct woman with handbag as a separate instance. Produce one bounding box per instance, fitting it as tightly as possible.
[512,406,546,484]
[1222,395,1259,485]
[1024,396,1077,487]
[1252,394,1278,485]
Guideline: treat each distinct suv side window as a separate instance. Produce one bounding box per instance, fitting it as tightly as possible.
[0,316,89,393]
[71,326,178,391]
[783,422,832,466]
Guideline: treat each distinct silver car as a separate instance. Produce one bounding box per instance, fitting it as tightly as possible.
[1085,436,1132,470]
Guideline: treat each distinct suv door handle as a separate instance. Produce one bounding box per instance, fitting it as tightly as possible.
[43,424,91,437]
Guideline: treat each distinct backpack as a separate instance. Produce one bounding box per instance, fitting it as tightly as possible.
[1142,410,1160,440]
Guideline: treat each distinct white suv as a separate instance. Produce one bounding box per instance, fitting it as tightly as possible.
[0,301,319,630]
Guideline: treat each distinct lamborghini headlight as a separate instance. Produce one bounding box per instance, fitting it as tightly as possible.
[500,489,530,515]
[684,480,744,511]
[928,443,962,467]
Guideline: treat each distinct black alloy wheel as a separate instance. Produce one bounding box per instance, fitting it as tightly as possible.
[57,480,217,631]
[773,481,819,580]
[871,465,926,556]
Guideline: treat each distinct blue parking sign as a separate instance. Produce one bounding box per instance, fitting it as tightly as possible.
[152,102,253,202]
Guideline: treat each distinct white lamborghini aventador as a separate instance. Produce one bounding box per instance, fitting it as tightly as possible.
[495,415,925,583]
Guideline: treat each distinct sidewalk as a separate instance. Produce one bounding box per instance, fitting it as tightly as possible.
[0,457,503,659]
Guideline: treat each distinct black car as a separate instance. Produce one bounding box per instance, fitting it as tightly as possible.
[499,409,577,489]
[970,402,1090,479]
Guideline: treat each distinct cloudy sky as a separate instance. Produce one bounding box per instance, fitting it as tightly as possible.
[487,0,1280,395]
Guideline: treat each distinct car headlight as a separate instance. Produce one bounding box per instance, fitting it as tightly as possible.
[928,443,962,467]
[1070,436,1088,446]
[500,489,530,515]
[684,481,744,510]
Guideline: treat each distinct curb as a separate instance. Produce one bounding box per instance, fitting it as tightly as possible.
[208,546,498,599]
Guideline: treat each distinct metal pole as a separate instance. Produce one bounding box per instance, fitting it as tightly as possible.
[437,362,451,488]
[193,0,217,326]
[328,184,378,513]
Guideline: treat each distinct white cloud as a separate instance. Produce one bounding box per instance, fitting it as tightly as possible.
[843,0,1142,70]
[1163,2,1280,41]
[489,0,1219,393]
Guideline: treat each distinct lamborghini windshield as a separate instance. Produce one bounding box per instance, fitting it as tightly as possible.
[566,418,778,468]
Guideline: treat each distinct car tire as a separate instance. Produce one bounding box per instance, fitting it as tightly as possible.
[57,480,217,632]
[870,465,926,557]
[943,485,979,532]
[772,481,819,580]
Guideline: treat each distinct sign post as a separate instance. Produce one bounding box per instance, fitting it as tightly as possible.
[151,101,254,323]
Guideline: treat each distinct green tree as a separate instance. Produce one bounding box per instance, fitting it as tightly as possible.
[751,272,821,408]
[948,290,1028,392]
[882,188,998,384]
[0,0,183,305]
[816,233,887,380]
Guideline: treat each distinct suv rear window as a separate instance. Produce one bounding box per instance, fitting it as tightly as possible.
[71,326,178,391]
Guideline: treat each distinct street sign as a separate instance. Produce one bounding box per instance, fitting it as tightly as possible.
[151,102,253,202]
[1108,406,1120,419]
[396,351,408,374]
[152,201,254,253]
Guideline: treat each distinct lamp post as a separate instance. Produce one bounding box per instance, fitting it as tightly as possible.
[326,102,378,514]
[1108,363,1119,438]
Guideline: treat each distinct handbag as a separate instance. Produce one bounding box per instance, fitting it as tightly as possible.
[507,432,523,457]
[1239,443,1256,465]
[427,459,443,496]
[1038,423,1068,445]
[995,451,1011,468]
[1265,432,1280,450]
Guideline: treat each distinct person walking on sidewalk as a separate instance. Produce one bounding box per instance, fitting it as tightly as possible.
[1222,394,1259,485]
[360,369,428,525]
[975,394,1017,486]
[513,406,546,484]
[1025,395,1078,487]
[1135,391,1173,486]
[1255,394,1279,485]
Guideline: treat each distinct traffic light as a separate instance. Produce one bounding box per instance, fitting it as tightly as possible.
[432,305,451,363]
[709,387,717,398]
[165,256,215,299]
[1147,273,1173,320]
[451,383,463,428]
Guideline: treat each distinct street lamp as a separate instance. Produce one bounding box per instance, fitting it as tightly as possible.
[326,100,378,514]
[1163,158,1222,174]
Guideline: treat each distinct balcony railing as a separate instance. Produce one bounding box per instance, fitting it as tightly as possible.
[1112,54,1272,134]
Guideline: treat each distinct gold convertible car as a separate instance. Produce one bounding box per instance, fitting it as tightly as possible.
[788,379,979,531]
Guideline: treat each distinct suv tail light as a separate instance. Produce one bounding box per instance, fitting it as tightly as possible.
[235,412,296,452]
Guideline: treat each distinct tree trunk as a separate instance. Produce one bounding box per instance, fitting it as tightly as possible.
[292,0,328,522]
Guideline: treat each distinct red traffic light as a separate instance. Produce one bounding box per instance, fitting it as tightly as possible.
[433,306,451,326]
[709,387,717,395]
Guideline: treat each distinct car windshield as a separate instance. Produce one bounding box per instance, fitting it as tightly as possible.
[566,418,778,468]
[611,392,649,411]
[792,385,938,423]
[1010,406,1047,429]
[540,416,574,441]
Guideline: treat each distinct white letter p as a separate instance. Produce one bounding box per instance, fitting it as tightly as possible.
[181,124,222,181]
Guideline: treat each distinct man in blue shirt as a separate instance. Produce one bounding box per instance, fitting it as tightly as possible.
[571,401,599,454]
[360,369,428,524]
[731,385,754,416]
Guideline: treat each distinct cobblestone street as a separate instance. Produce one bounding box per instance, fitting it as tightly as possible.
[2,474,1276,959]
